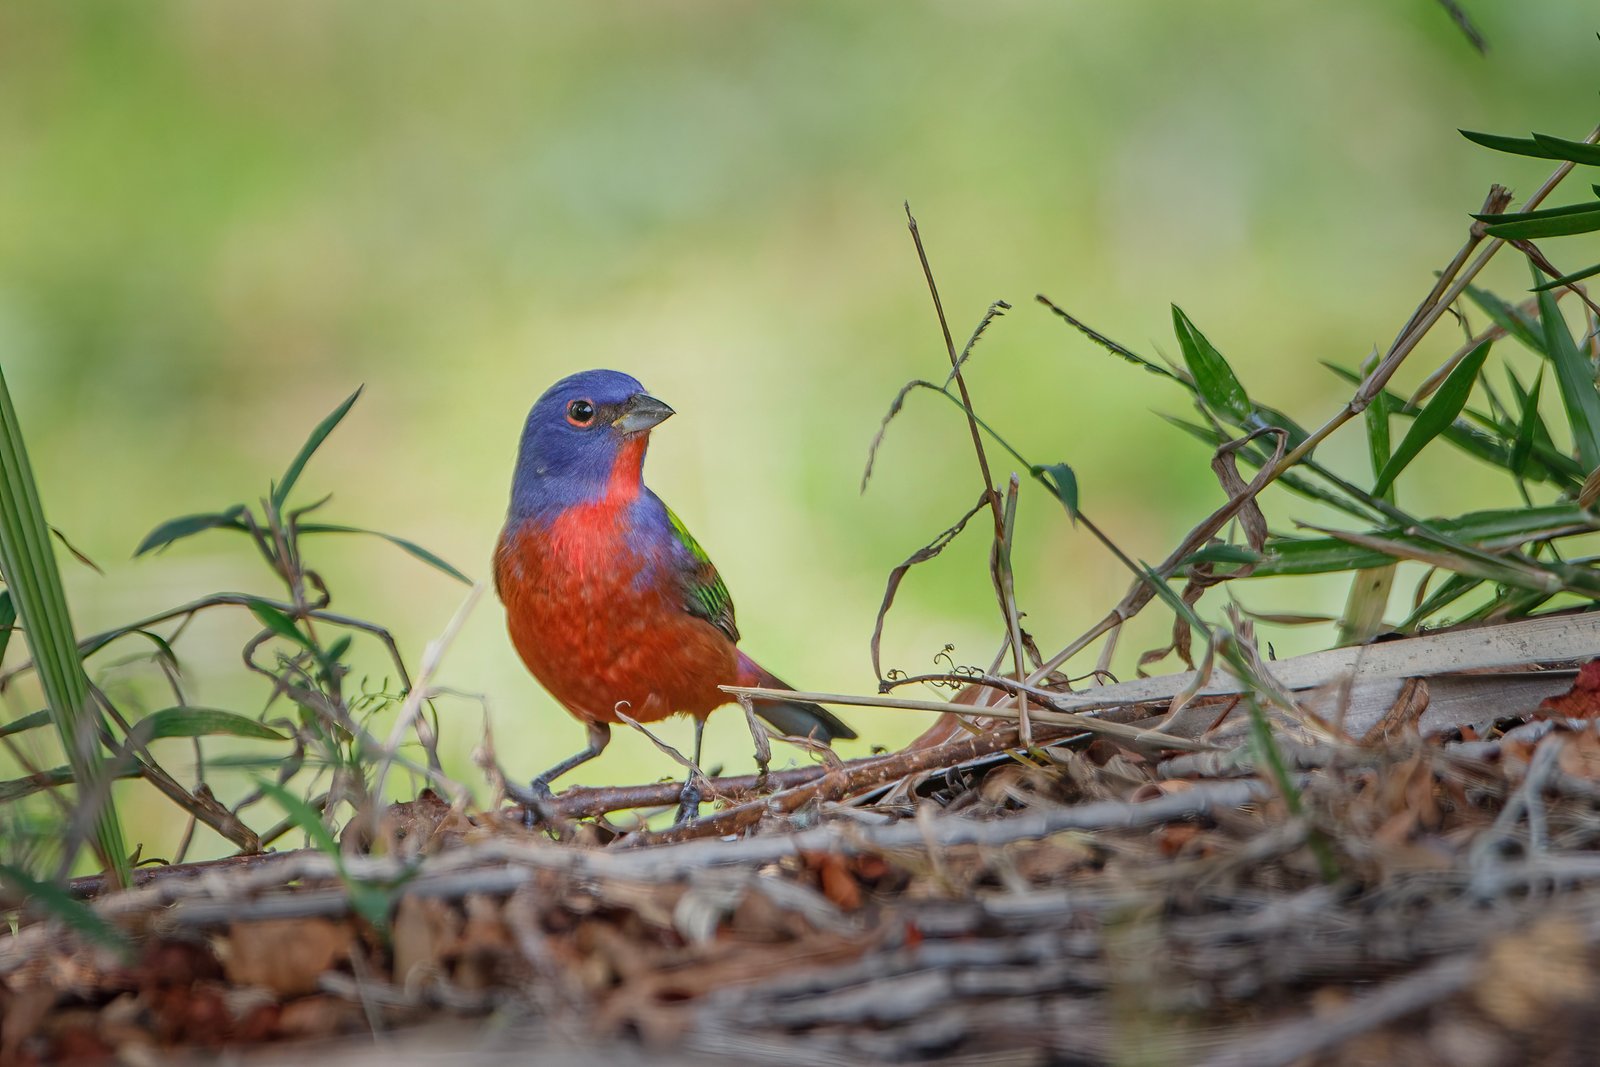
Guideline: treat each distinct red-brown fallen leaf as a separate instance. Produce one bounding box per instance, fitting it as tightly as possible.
[150,983,231,1046]
[134,940,224,990]
[1539,660,1600,719]
[222,918,354,997]
[1155,823,1206,857]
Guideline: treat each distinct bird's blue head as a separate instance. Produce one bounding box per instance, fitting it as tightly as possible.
[507,369,675,521]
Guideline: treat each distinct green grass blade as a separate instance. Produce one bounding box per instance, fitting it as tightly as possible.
[1538,284,1600,473]
[255,777,340,854]
[0,367,129,886]
[1374,340,1493,495]
[1172,306,1251,423]
[247,600,313,648]
[0,862,129,955]
[272,386,363,511]
[295,522,471,584]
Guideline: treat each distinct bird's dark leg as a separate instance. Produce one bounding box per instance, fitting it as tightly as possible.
[673,717,708,825]
[505,720,611,825]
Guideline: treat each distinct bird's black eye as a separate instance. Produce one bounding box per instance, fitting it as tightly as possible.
[566,399,596,426]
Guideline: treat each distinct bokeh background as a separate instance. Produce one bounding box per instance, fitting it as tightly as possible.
[3,1,1598,859]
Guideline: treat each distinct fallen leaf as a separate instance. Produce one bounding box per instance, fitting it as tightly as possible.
[223,919,354,997]
[1539,661,1600,719]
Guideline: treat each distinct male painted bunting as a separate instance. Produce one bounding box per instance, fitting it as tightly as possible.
[494,369,855,817]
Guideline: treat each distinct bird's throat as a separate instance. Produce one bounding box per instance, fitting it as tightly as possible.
[604,435,649,504]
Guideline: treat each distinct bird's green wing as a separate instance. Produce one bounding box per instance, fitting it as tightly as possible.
[664,505,739,643]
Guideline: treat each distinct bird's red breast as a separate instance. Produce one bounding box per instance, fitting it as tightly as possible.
[493,438,740,725]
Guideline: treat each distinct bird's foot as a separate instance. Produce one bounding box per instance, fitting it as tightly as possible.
[673,776,703,827]
[504,778,557,829]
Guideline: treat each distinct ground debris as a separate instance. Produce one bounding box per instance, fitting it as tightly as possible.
[11,703,1600,1064]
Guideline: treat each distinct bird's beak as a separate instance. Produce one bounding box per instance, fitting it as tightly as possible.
[612,392,675,434]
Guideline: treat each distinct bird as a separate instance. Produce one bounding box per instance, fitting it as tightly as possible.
[493,369,855,821]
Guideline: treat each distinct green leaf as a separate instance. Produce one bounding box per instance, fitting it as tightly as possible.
[1172,306,1251,423]
[0,862,130,955]
[1364,389,1392,492]
[134,507,248,556]
[1161,413,1376,520]
[1032,462,1078,519]
[133,707,288,742]
[1179,544,1264,568]
[296,522,470,584]
[1398,572,1483,630]
[1463,283,1543,353]
[272,386,363,511]
[254,778,340,856]
[1374,340,1493,495]
[1510,368,1546,479]
[1531,133,1600,166]
[1460,130,1567,160]
[1247,503,1598,578]
[1478,203,1600,240]
[1532,260,1600,292]
[0,367,129,887]
[0,707,52,739]
[0,588,14,667]
[247,600,312,648]
[1538,283,1600,473]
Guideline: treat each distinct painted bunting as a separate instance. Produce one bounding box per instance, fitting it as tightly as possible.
[494,369,855,816]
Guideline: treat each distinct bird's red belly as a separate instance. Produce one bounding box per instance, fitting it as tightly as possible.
[495,522,737,724]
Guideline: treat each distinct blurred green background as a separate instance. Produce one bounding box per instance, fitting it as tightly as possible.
[2,1,1597,859]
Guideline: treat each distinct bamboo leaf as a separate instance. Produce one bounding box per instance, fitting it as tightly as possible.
[1479,203,1600,240]
[1031,463,1078,520]
[1460,130,1567,160]
[1172,306,1250,423]
[0,708,52,739]
[1532,260,1600,292]
[133,707,288,742]
[1531,133,1600,166]
[296,522,470,584]
[0,589,14,666]
[247,600,312,649]
[1365,390,1392,490]
[1463,283,1544,353]
[272,386,363,511]
[134,507,248,556]
[1374,340,1493,495]
[1180,544,1264,568]
[1247,503,1599,578]
[1510,368,1546,479]
[1538,283,1600,472]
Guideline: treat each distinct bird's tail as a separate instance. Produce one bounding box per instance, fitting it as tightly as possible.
[735,652,857,742]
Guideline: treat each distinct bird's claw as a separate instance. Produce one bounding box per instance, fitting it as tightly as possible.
[505,778,557,829]
[673,777,703,827]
